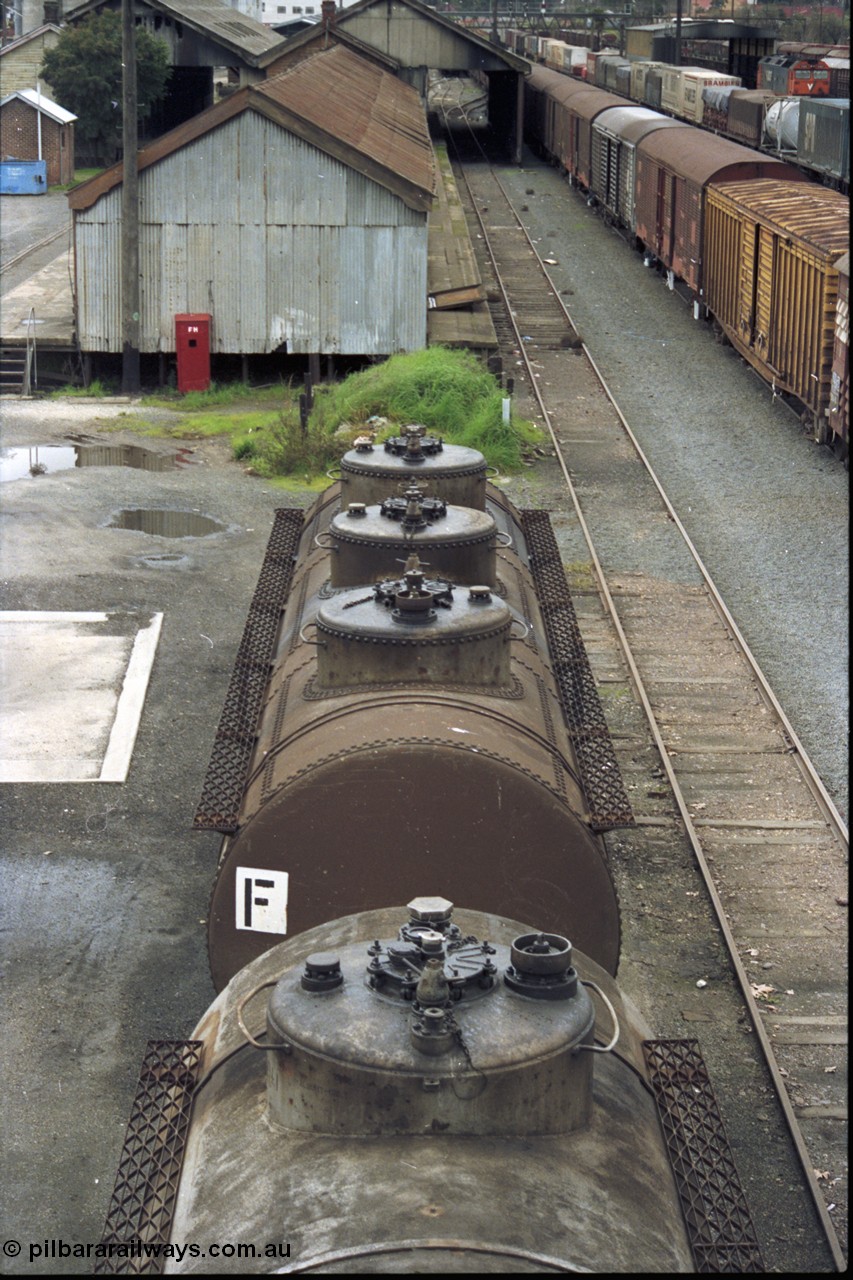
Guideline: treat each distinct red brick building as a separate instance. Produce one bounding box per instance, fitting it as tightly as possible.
[0,89,76,185]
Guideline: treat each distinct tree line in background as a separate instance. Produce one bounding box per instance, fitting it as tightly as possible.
[40,12,170,166]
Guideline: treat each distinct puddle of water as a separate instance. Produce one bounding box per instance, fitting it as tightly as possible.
[0,442,194,483]
[108,509,226,538]
[138,552,191,568]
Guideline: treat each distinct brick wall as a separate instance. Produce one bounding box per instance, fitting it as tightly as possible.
[0,100,74,184]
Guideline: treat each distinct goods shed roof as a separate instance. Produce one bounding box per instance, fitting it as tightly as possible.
[68,44,435,214]
[260,0,527,74]
[65,0,285,64]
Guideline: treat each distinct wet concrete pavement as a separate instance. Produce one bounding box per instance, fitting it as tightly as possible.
[0,398,313,1272]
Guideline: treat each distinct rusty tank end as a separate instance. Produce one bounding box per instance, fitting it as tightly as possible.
[199,433,629,992]
[162,904,698,1274]
[206,566,620,991]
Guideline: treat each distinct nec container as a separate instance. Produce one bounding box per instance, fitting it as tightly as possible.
[796,97,849,186]
[726,90,776,149]
[703,181,850,428]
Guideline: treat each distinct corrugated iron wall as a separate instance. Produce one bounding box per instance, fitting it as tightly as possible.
[74,113,428,356]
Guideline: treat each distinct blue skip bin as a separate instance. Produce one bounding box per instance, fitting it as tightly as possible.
[0,160,48,194]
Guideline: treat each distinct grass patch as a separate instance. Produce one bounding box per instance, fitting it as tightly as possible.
[141,381,286,410]
[49,354,538,483]
[306,347,539,473]
[57,378,119,398]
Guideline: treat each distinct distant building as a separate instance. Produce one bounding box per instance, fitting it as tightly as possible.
[0,86,75,183]
[0,23,61,98]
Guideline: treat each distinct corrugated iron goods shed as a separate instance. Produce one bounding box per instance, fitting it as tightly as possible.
[264,0,529,162]
[703,181,849,426]
[68,46,435,359]
[65,0,285,68]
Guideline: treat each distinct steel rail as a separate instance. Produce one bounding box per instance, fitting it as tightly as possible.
[1,224,68,276]
[441,109,847,1271]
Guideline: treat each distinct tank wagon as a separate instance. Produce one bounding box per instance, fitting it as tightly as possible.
[195,429,634,991]
[522,63,850,452]
[96,900,765,1273]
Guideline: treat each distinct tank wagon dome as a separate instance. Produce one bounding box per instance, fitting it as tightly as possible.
[339,425,489,510]
[325,485,505,588]
[161,903,699,1274]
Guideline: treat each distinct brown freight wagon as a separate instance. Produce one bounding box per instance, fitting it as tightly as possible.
[634,130,807,298]
[566,87,625,189]
[703,181,850,441]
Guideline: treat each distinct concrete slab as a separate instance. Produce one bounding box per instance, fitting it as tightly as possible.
[0,610,163,782]
[0,248,74,343]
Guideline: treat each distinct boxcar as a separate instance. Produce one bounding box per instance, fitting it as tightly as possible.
[703,181,850,437]
[634,130,807,296]
[565,86,626,190]
[590,106,688,234]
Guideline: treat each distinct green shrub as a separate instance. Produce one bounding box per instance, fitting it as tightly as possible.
[308,348,538,471]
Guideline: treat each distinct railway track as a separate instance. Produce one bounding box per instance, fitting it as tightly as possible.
[440,112,848,1271]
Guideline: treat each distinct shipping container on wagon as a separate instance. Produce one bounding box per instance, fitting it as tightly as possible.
[701,83,737,133]
[564,45,589,78]
[829,251,849,447]
[630,60,665,105]
[544,39,569,71]
[659,66,702,118]
[703,181,850,431]
[726,90,777,149]
[594,53,630,91]
[644,66,664,110]
[680,70,741,124]
[765,97,800,151]
[634,131,807,296]
[796,98,850,188]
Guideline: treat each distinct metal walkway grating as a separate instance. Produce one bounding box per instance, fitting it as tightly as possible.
[94,1040,203,1275]
[194,507,304,832]
[521,508,634,830]
[644,1039,765,1273]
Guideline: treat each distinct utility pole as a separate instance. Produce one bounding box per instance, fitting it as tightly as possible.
[121,0,140,394]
